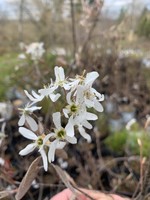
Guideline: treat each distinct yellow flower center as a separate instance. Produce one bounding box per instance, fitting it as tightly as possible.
[70,104,78,113]
[57,129,66,139]
[37,137,43,146]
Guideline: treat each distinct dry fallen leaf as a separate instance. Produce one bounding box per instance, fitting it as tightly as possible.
[0,189,17,199]
[52,164,77,196]
[15,156,41,200]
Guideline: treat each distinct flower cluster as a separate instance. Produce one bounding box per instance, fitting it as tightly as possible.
[18,42,45,61]
[18,66,104,171]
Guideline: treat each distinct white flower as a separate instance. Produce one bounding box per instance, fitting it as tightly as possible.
[24,90,44,104]
[18,103,41,131]
[53,112,76,139]
[63,85,98,141]
[38,66,71,101]
[18,53,26,59]
[26,42,45,61]
[83,72,104,112]
[67,115,93,142]
[48,112,77,163]
[73,114,97,142]
[69,71,99,91]
[70,71,104,112]
[38,85,61,102]
[53,66,71,90]
[63,86,86,120]
[83,86,104,112]
[63,86,98,123]
[19,127,52,171]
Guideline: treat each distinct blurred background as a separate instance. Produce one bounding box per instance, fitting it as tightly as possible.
[0,0,150,199]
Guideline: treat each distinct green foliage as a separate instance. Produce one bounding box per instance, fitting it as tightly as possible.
[105,123,150,157]
[126,130,150,157]
[0,54,19,100]
[137,8,150,38]
[105,129,128,154]
[0,53,57,100]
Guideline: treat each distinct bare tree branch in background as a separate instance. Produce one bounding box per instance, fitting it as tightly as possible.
[70,0,77,63]
[79,0,104,55]
[19,0,24,43]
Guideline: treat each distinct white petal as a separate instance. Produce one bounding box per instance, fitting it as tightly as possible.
[27,106,41,112]
[63,83,71,90]
[52,112,61,130]
[19,143,36,155]
[49,93,61,102]
[26,115,38,131]
[76,86,84,104]
[59,67,65,81]
[65,117,75,137]
[39,87,55,96]
[75,108,86,122]
[18,114,25,126]
[48,140,58,163]
[82,120,92,129]
[39,148,48,171]
[100,94,105,101]
[66,91,72,104]
[91,88,104,101]
[86,112,98,121]
[56,141,66,149]
[78,126,91,143]
[65,135,77,144]
[24,90,36,102]
[69,79,80,90]
[55,66,65,82]
[54,66,60,83]
[85,98,94,108]
[63,108,69,118]
[94,99,104,112]
[19,127,38,140]
[32,91,40,98]
[85,72,99,85]
[43,133,55,145]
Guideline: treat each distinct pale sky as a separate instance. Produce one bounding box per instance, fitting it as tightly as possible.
[0,0,150,19]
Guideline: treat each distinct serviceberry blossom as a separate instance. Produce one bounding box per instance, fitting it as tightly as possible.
[63,86,98,123]
[63,86,86,120]
[18,42,45,61]
[18,103,41,131]
[26,42,45,61]
[39,66,71,101]
[48,112,77,162]
[19,127,51,171]
[53,66,71,90]
[24,90,44,104]
[69,71,104,111]
[62,85,98,141]
[69,71,98,91]
[38,85,61,102]
[82,85,104,112]
[18,65,104,171]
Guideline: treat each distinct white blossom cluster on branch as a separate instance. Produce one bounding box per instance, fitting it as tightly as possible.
[18,66,104,171]
[18,42,45,61]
